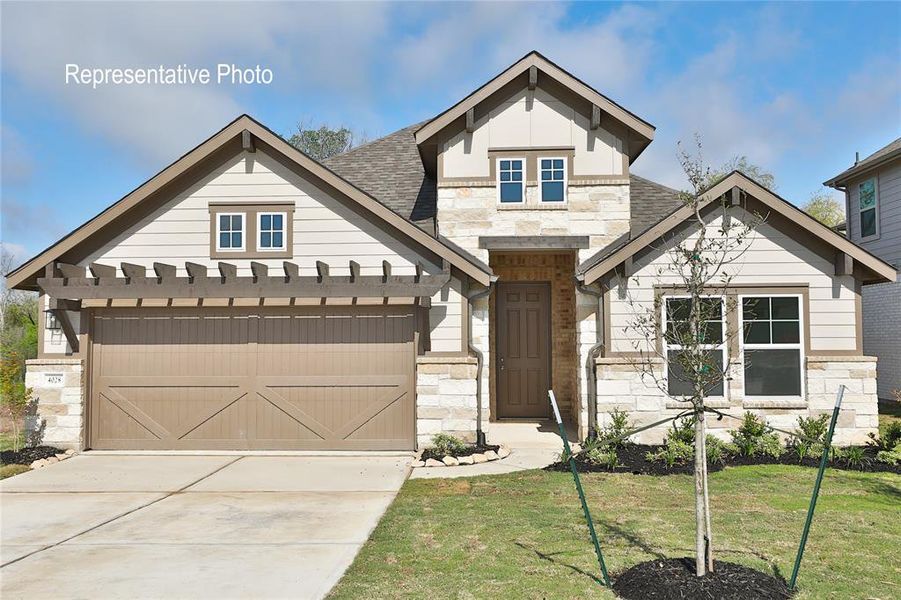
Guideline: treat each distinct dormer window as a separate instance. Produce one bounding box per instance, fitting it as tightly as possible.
[258,212,286,251]
[540,158,566,203]
[497,158,524,203]
[217,213,245,251]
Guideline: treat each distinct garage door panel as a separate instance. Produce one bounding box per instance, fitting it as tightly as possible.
[90,308,415,450]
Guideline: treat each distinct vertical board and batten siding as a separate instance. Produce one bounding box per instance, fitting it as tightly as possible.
[82,148,440,278]
[429,277,465,353]
[847,161,901,269]
[89,307,415,450]
[608,210,859,354]
[441,86,624,179]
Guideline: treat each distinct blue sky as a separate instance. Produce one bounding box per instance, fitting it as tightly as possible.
[2,1,899,262]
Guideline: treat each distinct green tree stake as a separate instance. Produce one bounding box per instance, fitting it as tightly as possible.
[548,391,611,587]
[789,384,845,590]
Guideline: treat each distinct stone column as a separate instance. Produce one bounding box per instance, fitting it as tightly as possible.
[24,358,85,451]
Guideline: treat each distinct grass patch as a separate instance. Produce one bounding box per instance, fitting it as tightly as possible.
[329,466,900,599]
[0,464,30,479]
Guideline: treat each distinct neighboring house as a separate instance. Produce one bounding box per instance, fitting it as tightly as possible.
[826,137,901,400]
[8,52,894,452]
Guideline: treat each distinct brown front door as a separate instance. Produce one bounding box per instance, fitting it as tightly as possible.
[496,282,551,418]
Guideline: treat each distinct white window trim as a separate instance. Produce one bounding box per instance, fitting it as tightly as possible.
[496,157,526,205]
[539,156,568,204]
[858,177,880,242]
[738,293,805,402]
[215,212,246,252]
[661,295,727,399]
[257,211,288,252]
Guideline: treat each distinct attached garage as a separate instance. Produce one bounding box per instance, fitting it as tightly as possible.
[88,307,416,451]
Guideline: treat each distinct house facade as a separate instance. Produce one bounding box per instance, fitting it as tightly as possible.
[10,52,894,451]
[826,138,901,401]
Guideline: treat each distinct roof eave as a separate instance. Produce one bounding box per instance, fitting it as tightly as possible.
[824,147,901,188]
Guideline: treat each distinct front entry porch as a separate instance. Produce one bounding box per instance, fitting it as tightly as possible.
[489,251,580,431]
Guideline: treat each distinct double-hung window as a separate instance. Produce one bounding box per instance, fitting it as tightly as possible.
[740,295,803,397]
[858,178,878,239]
[217,213,244,252]
[539,158,566,203]
[258,212,286,251]
[663,297,726,397]
[497,158,524,203]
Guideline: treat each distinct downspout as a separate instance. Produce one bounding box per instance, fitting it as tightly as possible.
[467,276,497,446]
[576,278,604,441]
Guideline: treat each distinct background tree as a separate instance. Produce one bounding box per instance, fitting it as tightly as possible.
[802,190,845,228]
[0,350,33,452]
[286,121,368,161]
[707,155,776,191]
[624,137,762,576]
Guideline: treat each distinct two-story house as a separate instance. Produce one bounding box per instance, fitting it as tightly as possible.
[8,52,894,452]
[826,138,901,401]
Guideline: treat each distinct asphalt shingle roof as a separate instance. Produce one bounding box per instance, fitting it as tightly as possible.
[825,136,901,186]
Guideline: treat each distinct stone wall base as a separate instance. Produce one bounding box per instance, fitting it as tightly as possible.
[416,355,480,447]
[24,359,85,451]
[595,355,879,446]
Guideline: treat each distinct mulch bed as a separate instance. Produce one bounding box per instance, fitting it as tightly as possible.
[613,558,793,599]
[546,444,900,476]
[420,443,500,462]
[1,446,64,466]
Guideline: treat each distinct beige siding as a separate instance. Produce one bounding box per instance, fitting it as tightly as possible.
[608,209,859,354]
[429,277,465,353]
[83,149,439,277]
[441,86,624,179]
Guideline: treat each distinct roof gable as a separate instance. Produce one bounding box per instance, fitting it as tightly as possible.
[579,171,897,285]
[7,115,493,289]
[413,51,655,160]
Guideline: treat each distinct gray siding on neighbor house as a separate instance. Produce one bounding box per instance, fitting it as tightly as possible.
[846,160,901,269]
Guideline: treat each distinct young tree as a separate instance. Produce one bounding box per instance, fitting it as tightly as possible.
[803,190,845,228]
[286,121,367,161]
[624,137,762,576]
[0,350,33,452]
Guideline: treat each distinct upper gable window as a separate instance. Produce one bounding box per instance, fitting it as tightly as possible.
[858,178,878,239]
[540,158,566,203]
[217,213,245,252]
[258,212,286,251]
[497,158,524,203]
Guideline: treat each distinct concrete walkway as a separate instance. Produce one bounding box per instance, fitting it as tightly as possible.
[1,453,410,599]
[410,420,572,479]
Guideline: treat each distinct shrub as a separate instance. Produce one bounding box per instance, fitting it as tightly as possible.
[876,446,901,466]
[790,414,829,458]
[645,439,693,468]
[598,408,634,449]
[0,351,33,453]
[867,421,901,453]
[429,433,467,457]
[705,435,730,465]
[586,448,620,469]
[841,446,870,470]
[729,412,783,458]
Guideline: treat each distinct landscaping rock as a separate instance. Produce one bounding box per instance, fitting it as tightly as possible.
[424,458,445,468]
[30,459,47,469]
[497,447,511,459]
[46,456,59,464]
[471,453,488,464]
[442,456,459,467]
[411,460,425,468]
[483,450,499,461]
[64,449,75,456]
[55,453,68,461]
[458,455,475,465]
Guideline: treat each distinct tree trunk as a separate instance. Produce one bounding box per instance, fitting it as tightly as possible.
[699,411,714,572]
[693,408,707,576]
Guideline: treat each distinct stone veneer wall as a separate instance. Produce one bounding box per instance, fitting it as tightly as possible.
[595,355,879,445]
[415,355,480,447]
[24,358,85,451]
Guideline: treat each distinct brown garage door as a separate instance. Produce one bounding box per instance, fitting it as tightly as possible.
[88,307,415,450]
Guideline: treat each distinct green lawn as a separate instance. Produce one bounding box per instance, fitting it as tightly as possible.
[329,466,899,599]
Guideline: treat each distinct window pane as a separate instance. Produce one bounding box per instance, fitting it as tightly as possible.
[699,298,723,320]
[667,350,724,396]
[500,171,511,182]
[667,298,691,321]
[772,321,800,344]
[261,214,271,230]
[273,214,283,230]
[232,215,242,229]
[219,232,230,248]
[261,232,271,248]
[744,349,801,396]
[273,232,283,248]
[703,321,723,344]
[231,232,242,248]
[541,159,551,169]
[512,171,522,182]
[553,159,563,169]
[771,297,798,319]
[744,322,770,344]
[541,170,551,181]
[500,182,522,203]
[859,179,876,210]
[553,169,564,181]
[512,160,522,170]
[861,208,876,237]
[743,297,769,321]
[220,215,229,230]
[500,160,510,170]
[542,181,564,202]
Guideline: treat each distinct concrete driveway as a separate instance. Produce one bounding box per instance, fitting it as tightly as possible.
[0,453,410,599]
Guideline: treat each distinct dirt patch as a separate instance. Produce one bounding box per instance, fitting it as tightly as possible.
[1,445,65,466]
[613,558,793,600]
[546,444,900,476]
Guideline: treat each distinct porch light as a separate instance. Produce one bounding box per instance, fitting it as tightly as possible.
[45,311,61,331]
